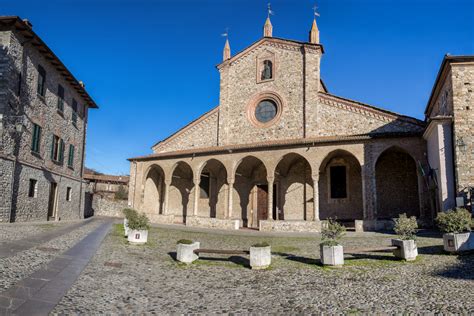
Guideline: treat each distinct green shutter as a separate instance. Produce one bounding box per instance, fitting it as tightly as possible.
[36,126,41,152]
[68,145,74,167]
[50,135,55,159]
[59,139,64,164]
[31,125,37,151]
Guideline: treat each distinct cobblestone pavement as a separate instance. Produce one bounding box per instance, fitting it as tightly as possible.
[0,218,104,292]
[0,221,68,242]
[53,225,474,314]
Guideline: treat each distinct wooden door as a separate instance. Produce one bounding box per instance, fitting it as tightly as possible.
[47,182,57,220]
[256,184,268,225]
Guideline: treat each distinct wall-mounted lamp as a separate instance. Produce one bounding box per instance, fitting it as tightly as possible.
[456,137,467,153]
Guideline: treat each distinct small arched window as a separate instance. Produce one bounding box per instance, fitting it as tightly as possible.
[261,60,273,80]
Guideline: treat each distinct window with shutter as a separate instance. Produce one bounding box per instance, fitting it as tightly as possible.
[31,124,41,153]
[72,99,78,126]
[68,145,75,168]
[57,85,64,112]
[37,65,46,97]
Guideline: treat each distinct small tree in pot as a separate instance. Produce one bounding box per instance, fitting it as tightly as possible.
[122,208,137,237]
[320,219,345,266]
[127,212,150,244]
[176,239,200,264]
[436,208,473,252]
[392,213,418,261]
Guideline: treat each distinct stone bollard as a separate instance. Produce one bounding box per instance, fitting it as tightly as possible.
[176,242,200,264]
[354,220,364,233]
[250,245,271,269]
[392,239,418,261]
[123,218,129,237]
[320,244,344,266]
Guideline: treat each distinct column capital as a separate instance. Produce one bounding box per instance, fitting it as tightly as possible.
[193,178,201,186]
[227,177,235,185]
[311,173,320,181]
[267,176,275,183]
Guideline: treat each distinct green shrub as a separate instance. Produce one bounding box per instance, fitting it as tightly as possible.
[436,208,472,233]
[128,212,150,230]
[321,218,346,246]
[252,242,270,248]
[122,208,138,220]
[393,213,418,240]
[114,185,128,200]
[177,239,194,245]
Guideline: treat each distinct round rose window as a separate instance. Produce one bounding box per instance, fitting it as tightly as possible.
[255,100,277,123]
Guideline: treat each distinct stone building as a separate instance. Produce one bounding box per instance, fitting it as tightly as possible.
[0,17,98,222]
[128,16,473,232]
[84,171,129,199]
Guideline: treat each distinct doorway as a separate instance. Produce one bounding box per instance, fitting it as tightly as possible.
[48,182,58,220]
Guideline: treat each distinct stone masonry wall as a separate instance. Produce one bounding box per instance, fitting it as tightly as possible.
[451,63,474,192]
[92,195,128,218]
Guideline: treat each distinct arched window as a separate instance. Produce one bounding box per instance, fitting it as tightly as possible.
[261,60,273,80]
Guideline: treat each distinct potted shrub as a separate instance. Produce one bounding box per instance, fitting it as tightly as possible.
[250,242,271,269]
[127,212,150,244]
[176,239,200,264]
[436,208,472,252]
[391,213,418,261]
[122,208,137,237]
[320,218,345,266]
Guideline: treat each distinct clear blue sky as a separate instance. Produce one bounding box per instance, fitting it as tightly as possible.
[3,0,473,175]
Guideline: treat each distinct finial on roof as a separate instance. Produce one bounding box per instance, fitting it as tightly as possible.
[264,3,274,37]
[222,28,231,61]
[309,4,320,44]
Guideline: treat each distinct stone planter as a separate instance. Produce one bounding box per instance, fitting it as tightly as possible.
[127,229,148,244]
[320,244,344,266]
[123,218,129,237]
[443,232,472,252]
[176,242,200,264]
[392,239,418,261]
[250,246,271,269]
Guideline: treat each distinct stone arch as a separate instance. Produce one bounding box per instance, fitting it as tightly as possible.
[274,153,313,221]
[195,158,228,219]
[142,164,166,216]
[318,149,364,221]
[233,155,268,228]
[168,161,194,224]
[375,146,420,219]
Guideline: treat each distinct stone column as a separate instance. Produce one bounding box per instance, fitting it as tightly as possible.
[267,177,274,220]
[227,178,234,219]
[312,175,320,221]
[362,163,376,220]
[193,179,200,217]
[163,180,171,215]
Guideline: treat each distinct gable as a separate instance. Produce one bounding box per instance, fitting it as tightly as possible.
[152,107,219,153]
[317,93,425,137]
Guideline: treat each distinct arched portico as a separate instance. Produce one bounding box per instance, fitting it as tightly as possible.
[168,161,194,223]
[274,153,313,221]
[142,164,166,217]
[375,146,420,219]
[319,149,363,222]
[195,158,228,219]
[233,156,268,228]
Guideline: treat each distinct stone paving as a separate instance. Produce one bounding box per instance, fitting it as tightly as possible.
[53,224,474,314]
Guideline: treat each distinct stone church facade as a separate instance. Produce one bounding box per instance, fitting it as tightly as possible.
[128,16,473,232]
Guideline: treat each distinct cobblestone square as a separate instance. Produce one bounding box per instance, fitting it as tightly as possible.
[48,223,473,314]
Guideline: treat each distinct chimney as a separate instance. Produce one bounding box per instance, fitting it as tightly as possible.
[79,81,85,88]
[22,19,33,29]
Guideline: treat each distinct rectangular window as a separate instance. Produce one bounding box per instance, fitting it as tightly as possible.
[37,65,46,97]
[66,187,72,201]
[330,166,347,199]
[51,135,64,163]
[68,144,75,168]
[72,99,78,126]
[17,72,21,96]
[31,123,42,153]
[199,173,210,199]
[28,179,38,198]
[57,84,64,112]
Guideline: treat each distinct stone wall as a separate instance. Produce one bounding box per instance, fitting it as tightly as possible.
[0,158,14,222]
[92,195,128,218]
[451,63,474,193]
[0,24,93,222]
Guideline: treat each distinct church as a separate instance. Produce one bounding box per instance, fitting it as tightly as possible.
[128,14,474,232]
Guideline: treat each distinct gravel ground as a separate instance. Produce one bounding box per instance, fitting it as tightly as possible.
[0,221,68,242]
[53,225,474,314]
[0,219,104,291]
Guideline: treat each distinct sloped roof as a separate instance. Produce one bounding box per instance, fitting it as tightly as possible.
[0,16,98,109]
